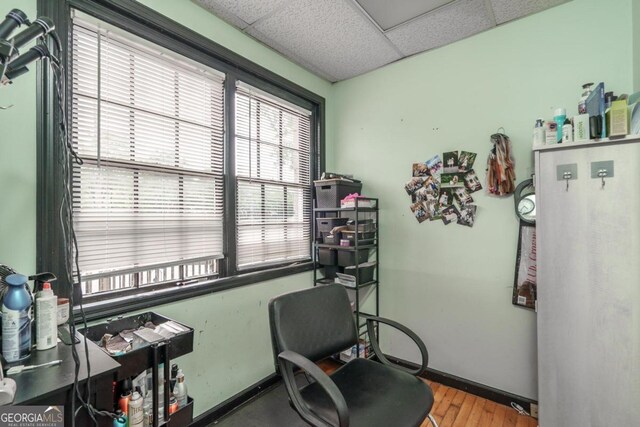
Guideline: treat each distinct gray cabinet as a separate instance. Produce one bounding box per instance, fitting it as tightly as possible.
[534,137,640,427]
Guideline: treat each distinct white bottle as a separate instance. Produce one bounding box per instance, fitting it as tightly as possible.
[562,119,574,143]
[35,282,57,350]
[128,390,144,427]
[173,370,188,408]
[532,118,545,146]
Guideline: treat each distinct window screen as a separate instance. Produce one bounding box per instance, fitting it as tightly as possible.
[235,83,312,269]
[71,16,225,293]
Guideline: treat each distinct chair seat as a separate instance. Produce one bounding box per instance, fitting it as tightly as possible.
[300,358,434,427]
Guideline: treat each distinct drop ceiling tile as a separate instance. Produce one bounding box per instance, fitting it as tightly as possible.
[356,0,456,31]
[489,0,571,25]
[386,0,494,57]
[246,0,402,82]
[193,0,286,28]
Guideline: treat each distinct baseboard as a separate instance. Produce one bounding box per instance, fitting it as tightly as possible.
[384,354,538,415]
[190,373,280,427]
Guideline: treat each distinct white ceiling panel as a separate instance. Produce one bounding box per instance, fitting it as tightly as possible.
[193,0,286,28]
[356,0,456,31]
[490,0,571,25]
[246,0,402,82]
[192,0,573,82]
[386,0,494,57]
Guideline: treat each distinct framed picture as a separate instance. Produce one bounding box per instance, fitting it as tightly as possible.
[512,222,536,309]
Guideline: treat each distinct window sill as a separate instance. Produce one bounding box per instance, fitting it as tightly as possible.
[76,261,314,322]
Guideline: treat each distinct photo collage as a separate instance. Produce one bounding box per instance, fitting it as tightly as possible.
[406,151,481,227]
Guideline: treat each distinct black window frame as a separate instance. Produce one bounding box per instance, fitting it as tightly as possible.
[37,0,325,321]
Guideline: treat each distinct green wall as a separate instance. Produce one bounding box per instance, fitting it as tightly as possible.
[0,0,332,417]
[634,0,640,92]
[331,0,634,400]
[0,0,37,276]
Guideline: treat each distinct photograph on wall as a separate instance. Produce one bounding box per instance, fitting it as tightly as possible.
[457,204,477,227]
[410,201,429,223]
[454,187,474,206]
[414,185,437,203]
[443,151,459,173]
[441,173,465,188]
[412,162,430,177]
[438,188,454,208]
[425,199,441,221]
[424,175,440,192]
[464,169,483,193]
[441,205,461,225]
[512,223,537,309]
[405,177,425,195]
[458,151,477,172]
[426,154,443,176]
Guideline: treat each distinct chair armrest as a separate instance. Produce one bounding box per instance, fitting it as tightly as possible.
[361,314,429,376]
[278,350,349,427]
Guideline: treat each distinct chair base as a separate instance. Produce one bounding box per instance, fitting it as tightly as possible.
[427,414,439,427]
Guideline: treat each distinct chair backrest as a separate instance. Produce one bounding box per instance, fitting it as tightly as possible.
[269,284,358,366]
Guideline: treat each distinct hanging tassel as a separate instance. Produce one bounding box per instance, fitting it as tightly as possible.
[486,133,516,196]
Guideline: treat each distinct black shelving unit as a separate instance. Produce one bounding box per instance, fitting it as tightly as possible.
[313,197,379,361]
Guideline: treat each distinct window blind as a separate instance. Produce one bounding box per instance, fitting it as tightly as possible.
[235,83,312,269]
[71,17,225,284]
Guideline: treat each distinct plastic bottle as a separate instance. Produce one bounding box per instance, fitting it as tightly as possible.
[173,369,188,409]
[157,364,164,423]
[578,82,594,114]
[562,119,573,143]
[553,108,566,143]
[142,391,153,427]
[128,390,144,427]
[532,118,545,146]
[119,378,132,416]
[2,274,32,362]
[113,410,127,427]
[35,282,57,350]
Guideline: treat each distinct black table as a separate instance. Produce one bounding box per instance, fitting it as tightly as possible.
[7,336,120,425]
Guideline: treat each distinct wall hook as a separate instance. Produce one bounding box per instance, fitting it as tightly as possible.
[598,169,607,189]
[0,104,14,110]
[563,171,572,191]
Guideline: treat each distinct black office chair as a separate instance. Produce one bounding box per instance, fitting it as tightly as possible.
[268,284,438,427]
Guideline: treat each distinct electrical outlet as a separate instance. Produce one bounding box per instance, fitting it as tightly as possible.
[530,403,539,419]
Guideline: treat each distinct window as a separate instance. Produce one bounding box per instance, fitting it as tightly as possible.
[62,9,320,302]
[72,15,225,295]
[235,84,312,269]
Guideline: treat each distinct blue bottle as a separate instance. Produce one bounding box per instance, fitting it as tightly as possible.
[2,274,33,362]
[113,410,127,427]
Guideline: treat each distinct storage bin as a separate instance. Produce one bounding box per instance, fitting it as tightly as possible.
[322,265,342,279]
[167,396,194,426]
[318,248,337,266]
[322,232,341,245]
[341,230,375,245]
[344,262,376,284]
[314,179,362,208]
[316,217,349,233]
[346,219,375,232]
[337,248,369,267]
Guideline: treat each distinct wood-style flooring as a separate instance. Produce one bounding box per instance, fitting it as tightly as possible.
[421,380,538,427]
[320,359,538,427]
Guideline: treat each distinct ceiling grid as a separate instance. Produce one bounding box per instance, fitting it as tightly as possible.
[193,0,571,82]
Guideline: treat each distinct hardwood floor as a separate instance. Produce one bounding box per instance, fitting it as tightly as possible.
[421,380,537,427]
[318,359,538,427]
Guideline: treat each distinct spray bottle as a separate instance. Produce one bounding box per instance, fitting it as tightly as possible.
[35,282,57,351]
[2,274,33,362]
[554,108,567,143]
